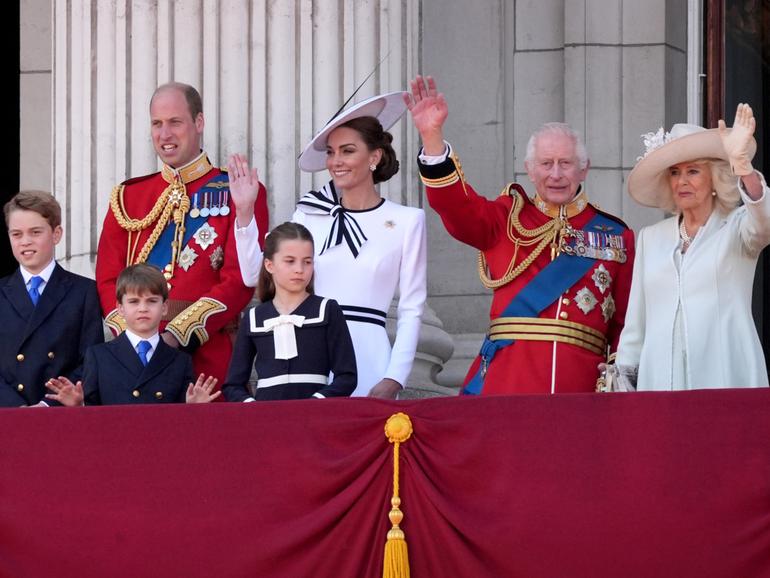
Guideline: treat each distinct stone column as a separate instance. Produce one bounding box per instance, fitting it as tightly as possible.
[53,0,425,276]
[53,0,454,392]
[564,0,687,231]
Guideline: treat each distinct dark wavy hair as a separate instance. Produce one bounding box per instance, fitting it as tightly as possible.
[337,116,399,184]
[257,222,315,302]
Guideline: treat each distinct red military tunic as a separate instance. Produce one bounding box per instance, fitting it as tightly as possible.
[95,153,269,385]
[419,151,635,394]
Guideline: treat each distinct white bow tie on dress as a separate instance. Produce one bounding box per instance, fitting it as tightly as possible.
[263,314,306,360]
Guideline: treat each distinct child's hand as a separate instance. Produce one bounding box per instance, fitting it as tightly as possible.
[185,374,221,403]
[45,377,85,406]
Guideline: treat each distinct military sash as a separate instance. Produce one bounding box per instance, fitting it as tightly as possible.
[463,212,624,395]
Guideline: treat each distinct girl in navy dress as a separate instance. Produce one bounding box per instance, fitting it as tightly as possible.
[222,222,356,401]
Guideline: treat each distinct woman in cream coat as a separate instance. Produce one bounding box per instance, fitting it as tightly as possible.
[614,103,770,390]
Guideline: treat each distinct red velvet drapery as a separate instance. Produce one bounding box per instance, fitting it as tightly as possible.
[1,390,768,577]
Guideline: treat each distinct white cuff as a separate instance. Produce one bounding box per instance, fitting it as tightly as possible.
[418,142,451,165]
[234,217,262,287]
[738,170,768,204]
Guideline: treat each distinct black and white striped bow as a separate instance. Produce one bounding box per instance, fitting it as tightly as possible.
[296,181,368,258]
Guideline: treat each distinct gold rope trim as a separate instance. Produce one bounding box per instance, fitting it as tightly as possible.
[383,413,413,578]
[164,297,227,347]
[477,185,567,289]
[109,156,208,273]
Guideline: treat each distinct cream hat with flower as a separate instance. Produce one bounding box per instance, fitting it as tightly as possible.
[627,123,756,208]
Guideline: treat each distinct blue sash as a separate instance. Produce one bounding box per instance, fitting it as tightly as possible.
[145,173,229,270]
[463,212,619,395]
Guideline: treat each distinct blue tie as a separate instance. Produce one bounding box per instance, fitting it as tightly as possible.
[137,340,152,367]
[28,276,43,306]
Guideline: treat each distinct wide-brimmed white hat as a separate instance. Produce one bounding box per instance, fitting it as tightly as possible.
[298,91,408,172]
[627,123,756,208]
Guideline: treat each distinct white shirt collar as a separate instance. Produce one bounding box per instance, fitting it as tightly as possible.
[124,329,160,352]
[20,259,56,288]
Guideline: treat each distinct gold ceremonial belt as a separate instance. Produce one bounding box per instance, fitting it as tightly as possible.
[489,317,607,356]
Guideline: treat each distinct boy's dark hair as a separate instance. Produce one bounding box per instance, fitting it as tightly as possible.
[258,222,315,302]
[116,264,169,303]
[3,190,62,229]
[337,116,399,184]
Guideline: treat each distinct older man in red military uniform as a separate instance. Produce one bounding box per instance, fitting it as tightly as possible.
[405,76,634,394]
[96,82,269,386]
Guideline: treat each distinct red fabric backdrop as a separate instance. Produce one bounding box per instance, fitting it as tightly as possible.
[1,389,769,578]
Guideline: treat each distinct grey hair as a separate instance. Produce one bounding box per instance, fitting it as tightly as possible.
[662,159,740,215]
[524,122,589,170]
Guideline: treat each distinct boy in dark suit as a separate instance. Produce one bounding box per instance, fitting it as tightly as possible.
[0,190,104,407]
[47,263,220,405]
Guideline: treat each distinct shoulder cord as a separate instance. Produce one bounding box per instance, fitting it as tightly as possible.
[477,185,560,289]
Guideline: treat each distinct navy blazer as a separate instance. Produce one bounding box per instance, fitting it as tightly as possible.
[0,264,104,407]
[83,332,195,404]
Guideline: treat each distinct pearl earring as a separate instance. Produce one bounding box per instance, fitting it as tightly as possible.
[712,191,717,197]
[370,164,377,172]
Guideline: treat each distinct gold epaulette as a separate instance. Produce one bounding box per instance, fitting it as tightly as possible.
[419,152,468,195]
[105,309,127,334]
[500,183,520,198]
[165,297,227,347]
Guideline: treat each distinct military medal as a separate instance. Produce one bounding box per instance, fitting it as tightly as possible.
[190,193,200,218]
[220,190,231,216]
[193,222,218,250]
[591,264,612,294]
[601,294,616,323]
[200,192,210,217]
[210,246,225,270]
[178,245,198,272]
[210,191,221,217]
[574,286,598,315]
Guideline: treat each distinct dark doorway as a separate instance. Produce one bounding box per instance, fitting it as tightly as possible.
[0,3,20,277]
[706,0,770,372]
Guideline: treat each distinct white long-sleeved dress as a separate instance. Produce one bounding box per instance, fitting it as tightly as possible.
[616,177,770,390]
[235,188,427,396]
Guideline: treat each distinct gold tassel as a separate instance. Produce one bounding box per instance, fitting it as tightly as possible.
[383,413,413,578]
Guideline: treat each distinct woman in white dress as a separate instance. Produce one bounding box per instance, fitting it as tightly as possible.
[229,93,427,399]
[612,103,770,390]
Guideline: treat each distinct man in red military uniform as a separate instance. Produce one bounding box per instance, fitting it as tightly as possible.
[405,76,634,394]
[96,82,269,385]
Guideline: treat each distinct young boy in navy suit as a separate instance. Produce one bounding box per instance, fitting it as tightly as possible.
[48,264,220,405]
[0,190,104,407]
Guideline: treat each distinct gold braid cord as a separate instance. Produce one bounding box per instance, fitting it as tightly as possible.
[109,180,190,270]
[478,185,562,289]
[383,413,413,578]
